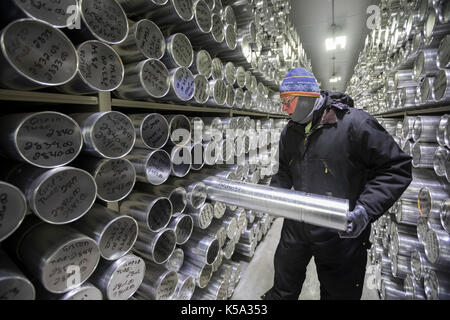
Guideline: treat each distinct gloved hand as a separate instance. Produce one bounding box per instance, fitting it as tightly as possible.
[339,205,370,239]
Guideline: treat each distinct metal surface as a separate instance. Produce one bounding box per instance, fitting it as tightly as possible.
[136,184,187,215]
[116,0,168,17]
[437,34,450,69]
[0,19,78,90]
[168,214,193,245]
[144,0,195,25]
[412,142,439,168]
[58,40,124,94]
[165,114,192,147]
[120,192,172,232]
[164,248,184,272]
[71,111,136,159]
[202,176,349,231]
[0,181,27,242]
[182,231,220,265]
[432,69,450,102]
[178,258,212,288]
[137,262,178,300]
[161,34,193,69]
[74,157,136,202]
[0,112,83,168]
[0,250,35,300]
[425,228,450,266]
[71,204,138,260]
[124,149,171,185]
[436,115,449,147]
[433,146,450,180]
[191,74,210,105]
[207,79,227,107]
[185,203,214,229]
[424,270,450,300]
[115,59,170,100]
[412,116,441,143]
[130,113,170,150]
[164,145,192,178]
[39,282,103,300]
[113,19,166,64]
[5,165,97,225]
[190,50,212,78]
[172,273,195,300]
[134,228,176,264]
[440,199,450,233]
[413,49,439,80]
[89,253,145,300]
[166,180,207,210]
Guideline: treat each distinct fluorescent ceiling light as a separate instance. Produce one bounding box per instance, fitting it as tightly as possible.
[330,76,341,83]
[325,36,347,51]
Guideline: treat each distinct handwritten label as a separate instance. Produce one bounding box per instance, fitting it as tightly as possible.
[173,0,193,20]
[78,41,123,91]
[199,204,213,229]
[156,271,177,300]
[225,62,236,85]
[211,58,223,80]
[92,112,135,158]
[81,0,128,43]
[0,183,27,241]
[146,151,169,184]
[196,50,212,77]
[195,0,212,32]
[0,278,34,300]
[173,67,194,100]
[225,26,237,49]
[194,75,209,103]
[14,0,76,27]
[234,88,244,108]
[107,256,145,300]
[171,34,193,68]
[135,20,165,59]
[142,59,170,98]
[141,114,169,149]
[100,217,137,259]
[226,85,235,107]
[34,169,96,223]
[236,67,245,87]
[95,159,135,202]
[213,80,227,105]
[211,14,224,42]
[4,20,77,84]
[43,238,99,293]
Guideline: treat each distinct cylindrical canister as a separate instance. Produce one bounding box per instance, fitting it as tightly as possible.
[130,113,170,150]
[0,250,35,300]
[124,149,171,185]
[0,181,27,242]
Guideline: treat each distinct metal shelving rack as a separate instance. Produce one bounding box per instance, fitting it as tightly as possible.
[373,105,450,118]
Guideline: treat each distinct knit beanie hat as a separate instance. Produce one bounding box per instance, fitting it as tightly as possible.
[280,68,321,98]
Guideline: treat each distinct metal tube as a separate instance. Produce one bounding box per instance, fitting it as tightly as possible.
[432,69,450,102]
[0,19,79,90]
[391,253,411,279]
[112,19,166,64]
[412,116,441,143]
[413,49,439,80]
[204,220,227,247]
[433,146,450,179]
[124,149,171,185]
[402,116,416,140]
[161,34,193,69]
[129,113,169,150]
[168,214,194,245]
[190,50,213,78]
[5,165,97,225]
[222,238,236,259]
[206,79,227,107]
[202,176,349,231]
[134,228,176,264]
[178,258,212,288]
[71,112,136,159]
[0,112,83,168]
[418,186,450,220]
[191,74,210,105]
[436,115,449,147]
[424,270,450,300]
[38,282,102,300]
[58,40,124,94]
[144,0,195,25]
[119,192,172,232]
[71,204,138,261]
[4,219,100,294]
[0,181,27,242]
[380,279,407,300]
[135,184,186,215]
[440,199,450,233]
[162,67,195,102]
[182,231,220,265]
[185,203,214,229]
[394,69,419,90]
[425,228,450,266]
[172,0,212,40]
[137,262,178,300]
[88,254,145,300]
[164,145,192,178]
[0,250,35,300]
[404,274,426,300]
[211,249,224,272]
[235,239,257,257]
[190,143,206,171]
[172,273,195,300]
[166,179,207,209]
[193,13,225,49]
[192,273,228,300]
[412,142,438,168]
[114,59,170,100]
[165,114,192,147]
[395,199,420,226]
[211,57,224,80]
[74,157,136,202]
[116,0,168,17]
[163,248,184,272]
[437,34,450,69]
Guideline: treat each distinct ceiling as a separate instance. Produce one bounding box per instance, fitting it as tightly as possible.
[290,0,379,92]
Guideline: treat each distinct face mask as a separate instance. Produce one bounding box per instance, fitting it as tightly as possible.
[291,97,318,124]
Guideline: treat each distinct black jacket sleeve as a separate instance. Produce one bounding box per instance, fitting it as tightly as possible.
[351,113,412,221]
[270,126,293,190]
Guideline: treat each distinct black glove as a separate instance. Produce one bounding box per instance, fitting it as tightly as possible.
[339,204,370,239]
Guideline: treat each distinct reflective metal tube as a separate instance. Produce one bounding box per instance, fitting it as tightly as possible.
[124,149,171,185]
[0,181,27,242]
[165,179,207,209]
[161,34,194,69]
[133,228,176,264]
[168,214,194,245]
[165,115,192,147]
[425,228,450,266]
[436,115,449,147]
[164,145,192,178]
[185,203,214,229]
[137,262,178,300]
[178,258,212,288]
[413,49,439,80]
[172,273,196,300]
[182,231,220,265]
[129,113,170,150]
[437,34,450,69]
[424,270,450,300]
[0,250,35,300]
[432,69,450,102]
[380,279,407,300]
[412,116,441,143]
[202,177,349,231]
[191,74,210,105]
[163,248,184,272]
[412,142,439,168]
[192,273,228,300]
[135,184,187,215]
[440,199,450,233]
[433,146,450,180]
[144,0,195,25]
[116,0,168,17]
[404,274,426,300]
[190,50,213,78]
[38,282,102,300]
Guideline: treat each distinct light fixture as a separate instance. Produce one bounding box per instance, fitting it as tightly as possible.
[330,76,341,83]
[325,36,347,51]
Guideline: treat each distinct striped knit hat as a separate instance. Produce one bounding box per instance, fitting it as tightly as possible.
[280,68,321,98]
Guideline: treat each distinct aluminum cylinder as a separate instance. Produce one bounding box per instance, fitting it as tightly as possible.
[433,146,450,179]
[202,176,349,231]
[436,115,449,147]
[190,50,212,78]
[402,116,416,140]
[166,180,207,210]
[424,270,450,300]
[224,62,236,86]
[0,181,27,242]
[185,203,214,230]
[130,113,169,150]
[418,186,450,220]
[137,262,178,300]
[226,84,236,108]
[404,274,426,300]
[217,139,235,164]
[207,79,227,107]
[440,199,450,233]
[164,145,192,178]
[116,0,168,17]
[413,49,439,80]
[192,274,228,300]
[124,149,171,185]
[425,228,450,266]
[391,253,411,279]
[71,204,138,261]
[113,19,165,64]
[5,165,97,225]
[172,0,212,40]
[432,69,450,102]
[437,34,450,69]
[191,74,210,105]
[58,40,124,94]
[168,214,194,245]
[211,57,224,80]
[144,0,195,25]
[0,19,78,90]
[120,192,172,232]
[71,111,136,159]
[173,273,195,300]
[164,248,184,272]
[74,0,129,45]
[194,13,225,48]
[115,59,170,100]
[412,142,438,168]
[394,69,419,90]
[380,279,407,300]
[182,232,220,265]
[134,228,176,264]
[136,184,187,215]
[165,114,192,147]
[74,157,136,202]
[89,254,145,300]
[190,143,206,171]
[0,112,83,168]
[412,116,441,143]
[161,34,193,69]
[5,220,100,294]
[179,258,212,288]
[0,250,35,300]
[395,200,420,226]
[38,282,103,300]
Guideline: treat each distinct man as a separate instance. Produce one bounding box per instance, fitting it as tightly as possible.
[263,68,412,300]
